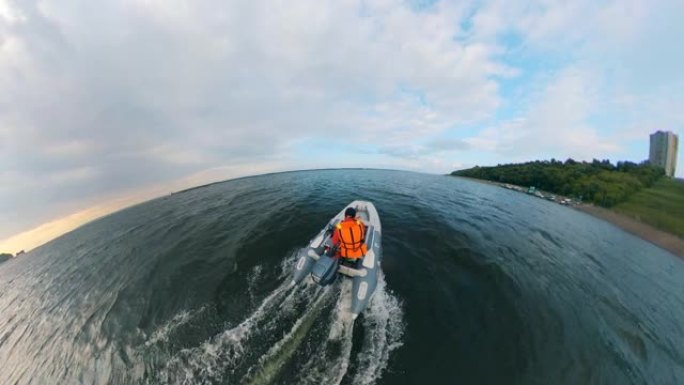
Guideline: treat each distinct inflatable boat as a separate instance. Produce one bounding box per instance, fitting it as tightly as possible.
[292,201,382,319]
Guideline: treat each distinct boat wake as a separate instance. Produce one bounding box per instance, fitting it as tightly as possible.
[140,253,404,385]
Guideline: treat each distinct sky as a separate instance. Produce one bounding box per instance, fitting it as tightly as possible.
[1,0,683,253]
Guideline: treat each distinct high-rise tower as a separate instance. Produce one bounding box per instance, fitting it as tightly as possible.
[649,131,678,177]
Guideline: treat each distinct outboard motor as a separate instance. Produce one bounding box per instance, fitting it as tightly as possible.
[311,254,339,286]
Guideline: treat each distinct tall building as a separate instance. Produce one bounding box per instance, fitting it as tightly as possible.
[649,131,679,177]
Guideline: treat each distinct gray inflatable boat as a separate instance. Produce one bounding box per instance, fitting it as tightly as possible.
[292,201,382,319]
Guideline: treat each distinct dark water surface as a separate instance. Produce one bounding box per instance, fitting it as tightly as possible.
[1,170,683,385]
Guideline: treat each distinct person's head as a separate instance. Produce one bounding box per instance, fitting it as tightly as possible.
[344,207,357,218]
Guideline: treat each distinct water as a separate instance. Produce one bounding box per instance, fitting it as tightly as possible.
[1,169,683,385]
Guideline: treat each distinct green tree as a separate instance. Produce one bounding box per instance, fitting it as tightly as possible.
[451,159,664,207]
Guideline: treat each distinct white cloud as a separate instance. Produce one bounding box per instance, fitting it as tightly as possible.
[2,0,684,245]
[467,67,620,160]
[0,0,509,240]
[0,0,24,24]
[461,0,683,168]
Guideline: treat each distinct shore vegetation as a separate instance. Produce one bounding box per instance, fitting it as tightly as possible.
[613,178,684,238]
[452,159,664,207]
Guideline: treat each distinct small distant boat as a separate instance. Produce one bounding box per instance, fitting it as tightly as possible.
[291,201,382,319]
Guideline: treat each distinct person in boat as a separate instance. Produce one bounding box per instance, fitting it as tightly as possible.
[329,207,367,267]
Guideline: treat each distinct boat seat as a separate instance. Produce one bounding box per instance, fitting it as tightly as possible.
[339,257,361,269]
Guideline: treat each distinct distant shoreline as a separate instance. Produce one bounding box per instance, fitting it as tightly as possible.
[573,204,684,259]
[455,176,684,259]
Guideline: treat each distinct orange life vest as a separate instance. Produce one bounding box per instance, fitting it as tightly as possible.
[336,219,367,259]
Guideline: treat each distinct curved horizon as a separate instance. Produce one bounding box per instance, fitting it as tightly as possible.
[0,166,433,254]
[2,0,683,253]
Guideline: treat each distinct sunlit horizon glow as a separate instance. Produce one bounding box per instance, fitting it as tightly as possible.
[0,163,291,253]
[0,163,424,253]
[2,0,683,252]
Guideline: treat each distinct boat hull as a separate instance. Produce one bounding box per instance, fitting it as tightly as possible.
[292,200,382,319]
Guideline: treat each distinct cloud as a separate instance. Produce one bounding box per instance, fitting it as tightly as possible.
[0,0,510,240]
[378,138,470,158]
[460,0,684,167]
[2,0,683,246]
[467,67,620,160]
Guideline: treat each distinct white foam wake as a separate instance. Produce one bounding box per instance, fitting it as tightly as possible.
[244,287,333,385]
[152,279,296,384]
[298,271,405,385]
[298,279,356,385]
[351,271,405,385]
[247,264,264,304]
[143,306,207,348]
[147,253,318,384]
[143,253,404,385]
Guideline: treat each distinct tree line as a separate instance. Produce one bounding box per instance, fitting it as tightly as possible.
[451,159,665,207]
